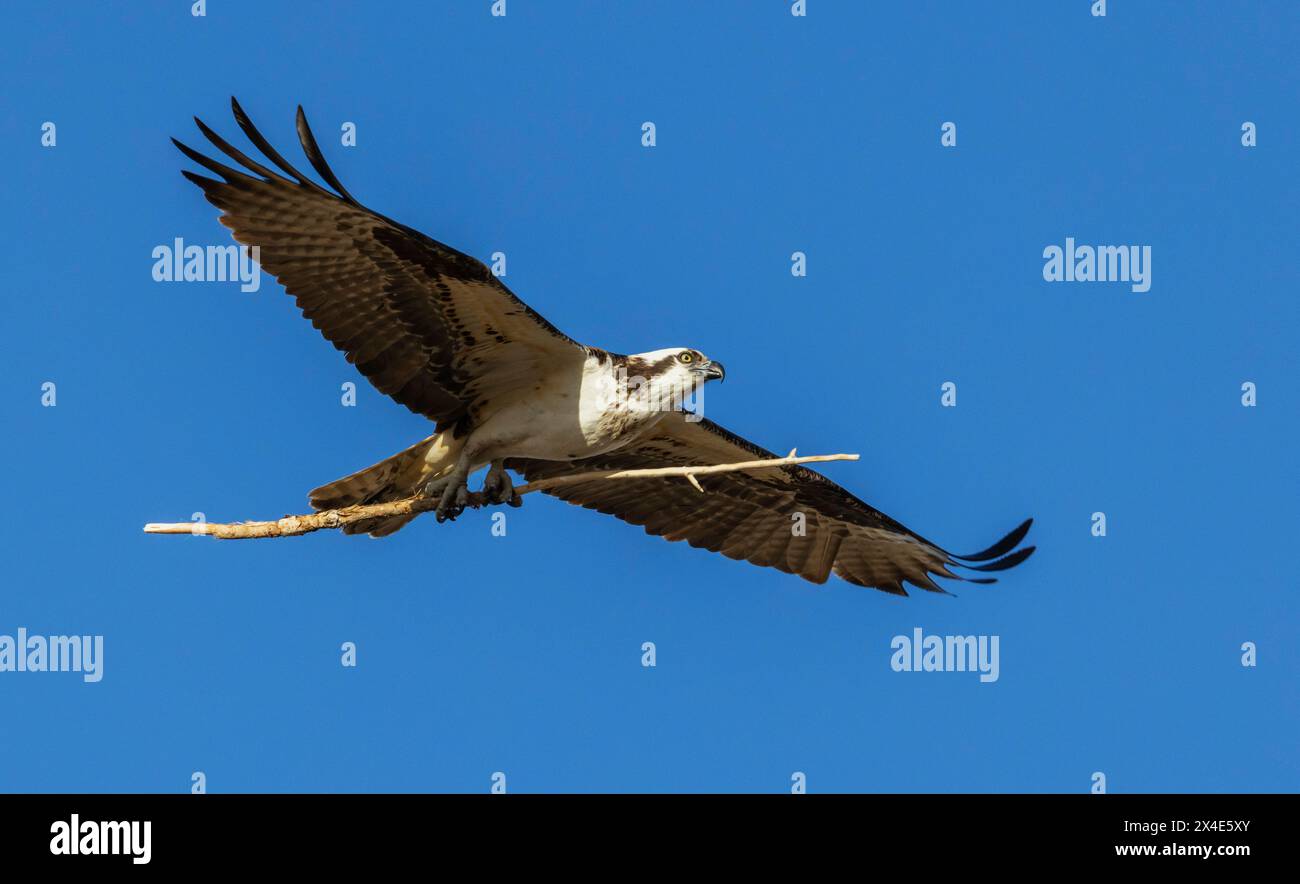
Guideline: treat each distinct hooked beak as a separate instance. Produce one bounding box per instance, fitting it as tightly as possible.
[695,360,726,382]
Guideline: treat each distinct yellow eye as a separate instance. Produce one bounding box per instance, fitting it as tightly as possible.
[679,351,694,363]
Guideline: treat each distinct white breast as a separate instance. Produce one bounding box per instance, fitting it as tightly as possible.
[577,354,667,448]
[467,353,666,464]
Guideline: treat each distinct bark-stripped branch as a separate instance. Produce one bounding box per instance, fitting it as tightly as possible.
[142,451,859,540]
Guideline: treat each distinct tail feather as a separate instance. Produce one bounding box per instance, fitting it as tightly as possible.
[309,433,450,537]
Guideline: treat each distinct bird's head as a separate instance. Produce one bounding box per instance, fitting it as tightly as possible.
[617,348,725,416]
[625,348,726,387]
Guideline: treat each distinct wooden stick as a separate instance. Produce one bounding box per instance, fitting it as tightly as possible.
[142,452,859,540]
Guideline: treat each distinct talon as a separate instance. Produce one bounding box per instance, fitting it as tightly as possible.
[482,464,518,506]
[434,480,470,522]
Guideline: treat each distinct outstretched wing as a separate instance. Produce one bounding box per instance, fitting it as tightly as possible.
[507,413,1034,594]
[173,97,586,430]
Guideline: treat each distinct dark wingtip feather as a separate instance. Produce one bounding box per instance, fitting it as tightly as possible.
[954,517,1033,562]
[961,545,1035,573]
[294,104,358,204]
[229,96,257,141]
[193,114,288,183]
[227,97,329,195]
[179,168,220,188]
[171,136,252,183]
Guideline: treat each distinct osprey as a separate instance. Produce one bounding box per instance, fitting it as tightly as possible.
[172,99,1035,595]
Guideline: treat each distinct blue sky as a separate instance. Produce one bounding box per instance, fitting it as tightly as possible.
[1,1,1296,793]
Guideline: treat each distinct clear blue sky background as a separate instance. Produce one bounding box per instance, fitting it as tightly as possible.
[1,1,1295,793]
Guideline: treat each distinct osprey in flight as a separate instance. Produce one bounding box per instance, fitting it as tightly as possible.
[172,99,1034,595]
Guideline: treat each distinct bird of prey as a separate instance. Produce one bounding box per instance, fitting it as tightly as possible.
[172,98,1034,595]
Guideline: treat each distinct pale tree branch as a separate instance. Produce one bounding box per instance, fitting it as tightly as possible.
[142,452,860,540]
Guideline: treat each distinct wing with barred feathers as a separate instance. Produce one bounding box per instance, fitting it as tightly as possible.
[507,412,1034,593]
[173,98,587,433]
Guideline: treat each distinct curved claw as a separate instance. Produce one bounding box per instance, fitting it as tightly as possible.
[435,483,470,522]
[482,465,519,507]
